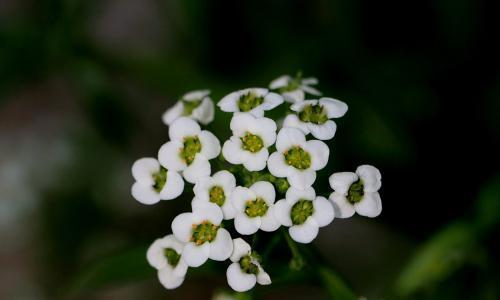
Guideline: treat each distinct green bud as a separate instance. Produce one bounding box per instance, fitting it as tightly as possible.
[275,178,290,194]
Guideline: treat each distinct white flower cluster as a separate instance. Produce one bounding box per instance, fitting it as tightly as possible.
[131,75,383,292]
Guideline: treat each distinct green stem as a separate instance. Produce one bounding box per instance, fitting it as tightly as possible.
[282,228,304,270]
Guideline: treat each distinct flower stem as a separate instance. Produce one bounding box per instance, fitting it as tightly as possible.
[282,228,304,270]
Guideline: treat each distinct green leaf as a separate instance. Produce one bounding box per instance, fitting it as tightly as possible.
[395,222,477,296]
[318,267,357,300]
[475,175,500,234]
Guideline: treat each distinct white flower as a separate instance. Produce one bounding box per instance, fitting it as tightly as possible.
[171,202,233,267]
[158,117,221,184]
[131,157,184,205]
[230,181,280,235]
[267,127,329,189]
[146,234,188,289]
[162,90,214,126]
[269,74,321,103]
[274,187,334,244]
[218,88,284,117]
[222,113,277,171]
[283,98,348,140]
[328,165,382,218]
[226,238,271,292]
[192,170,237,220]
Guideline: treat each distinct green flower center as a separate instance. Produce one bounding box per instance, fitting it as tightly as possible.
[240,132,264,153]
[238,92,264,112]
[239,253,261,275]
[209,185,225,206]
[164,248,181,267]
[298,104,328,125]
[191,220,219,245]
[182,99,202,116]
[347,180,364,204]
[284,146,311,170]
[278,78,301,93]
[152,167,168,192]
[291,199,314,225]
[245,197,269,218]
[180,136,202,165]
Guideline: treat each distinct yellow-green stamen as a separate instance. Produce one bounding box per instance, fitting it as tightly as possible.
[245,198,269,218]
[290,199,314,225]
[180,136,202,165]
[240,132,264,153]
[284,146,311,170]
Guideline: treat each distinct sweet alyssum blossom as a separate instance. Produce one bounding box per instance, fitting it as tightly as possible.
[162,90,214,126]
[158,117,221,183]
[267,127,329,189]
[171,203,233,267]
[329,165,382,218]
[231,181,280,235]
[222,113,277,171]
[147,234,189,289]
[131,157,184,205]
[226,238,271,292]
[274,187,334,244]
[283,98,348,140]
[218,88,283,117]
[269,74,321,103]
[192,170,237,220]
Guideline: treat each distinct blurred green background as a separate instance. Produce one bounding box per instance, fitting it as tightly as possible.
[1,0,499,299]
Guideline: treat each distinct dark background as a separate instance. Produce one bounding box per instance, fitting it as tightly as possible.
[1,0,499,299]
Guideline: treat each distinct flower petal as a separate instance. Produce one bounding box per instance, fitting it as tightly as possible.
[328,192,355,218]
[131,183,160,205]
[285,186,316,205]
[132,157,159,184]
[193,202,223,225]
[261,92,284,110]
[289,218,319,244]
[221,201,237,220]
[222,138,245,165]
[304,140,329,170]
[208,228,233,261]
[159,171,184,200]
[218,91,241,112]
[192,97,214,125]
[172,259,189,278]
[308,120,337,140]
[288,168,316,189]
[183,89,210,101]
[230,186,255,211]
[250,117,277,146]
[356,165,382,192]
[182,155,211,184]
[260,205,281,232]
[234,213,261,235]
[199,130,221,159]
[312,196,334,227]
[282,89,305,103]
[319,98,348,118]
[158,268,185,289]
[230,238,251,262]
[328,172,358,195]
[250,181,276,205]
[213,170,236,192]
[182,242,210,267]
[171,212,194,243]
[226,262,256,292]
[301,77,318,85]
[301,85,321,96]
[256,268,272,285]
[242,148,268,171]
[169,117,201,141]
[230,113,255,137]
[158,141,186,171]
[273,199,293,226]
[276,127,306,152]
[162,101,184,126]
[269,75,291,89]
[283,114,310,134]
[290,100,318,112]
[146,238,167,270]
[355,192,382,218]
[267,152,289,178]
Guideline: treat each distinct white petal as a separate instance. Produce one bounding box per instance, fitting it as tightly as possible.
[234,213,261,235]
[172,259,189,278]
[261,92,284,110]
[312,196,334,227]
[283,114,310,134]
[288,168,316,189]
[328,192,355,218]
[290,100,318,112]
[269,75,291,89]
[230,238,251,262]
[308,120,337,140]
[242,148,268,171]
[267,152,289,178]
[289,218,319,244]
[230,186,255,212]
[158,268,185,289]
[208,228,233,261]
[146,239,167,270]
[131,183,161,205]
[226,262,256,292]
[246,87,269,97]
[132,157,159,184]
[304,140,329,170]
[222,138,245,165]
[182,155,211,184]
[213,170,236,192]
[182,242,210,267]
[159,171,184,200]
[276,127,306,152]
[273,199,293,226]
[356,165,382,192]
[355,192,382,218]
[183,89,210,101]
[328,172,358,194]
[301,85,321,96]
[248,106,265,117]
[198,130,221,159]
[218,91,241,112]
[192,176,213,202]
[169,117,201,141]
[282,89,305,103]
[193,202,223,225]
[260,206,281,232]
[158,141,186,171]
[249,181,275,205]
[319,98,348,118]
[192,97,214,125]
[285,186,316,205]
[221,201,237,220]
[301,77,318,85]
[171,212,194,242]
[230,113,255,137]
[256,269,272,285]
[250,117,277,146]
[162,101,184,126]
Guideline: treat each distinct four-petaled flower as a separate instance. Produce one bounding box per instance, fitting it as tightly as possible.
[269,74,321,103]
[274,187,334,243]
[218,88,283,117]
[329,165,382,218]
[222,113,277,171]
[231,181,281,235]
[158,117,221,183]
[171,203,233,267]
[147,234,189,289]
[226,238,271,292]
[162,90,214,126]
[283,98,348,140]
[192,170,237,220]
[131,157,184,205]
[267,127,329,189]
